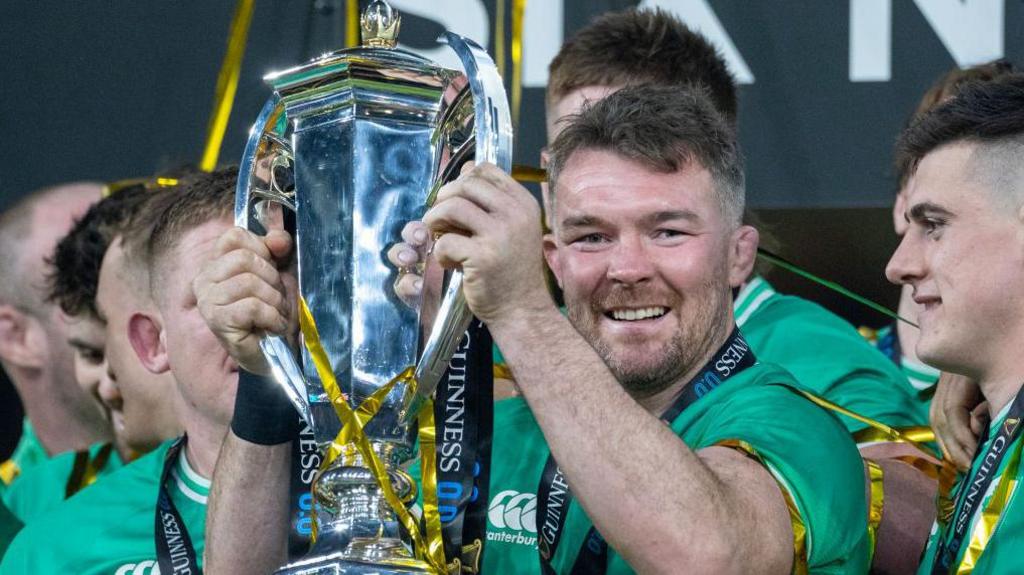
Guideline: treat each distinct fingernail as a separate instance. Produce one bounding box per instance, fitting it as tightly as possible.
[413,279,423,293]
[414,229,428,243]
[398,250,415,264]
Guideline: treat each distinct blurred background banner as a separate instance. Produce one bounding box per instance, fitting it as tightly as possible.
[3,0,1022,210]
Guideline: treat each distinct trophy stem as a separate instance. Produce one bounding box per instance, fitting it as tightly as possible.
[276,441,436,575]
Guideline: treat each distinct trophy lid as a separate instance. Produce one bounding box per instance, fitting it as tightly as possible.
[360,0,401,49]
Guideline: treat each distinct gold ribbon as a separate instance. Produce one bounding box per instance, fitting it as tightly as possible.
[864,459,885,564]
[510,0,525,129]
[65,443,114,498]
[346,0,361,48]
[298,298,446,572]
[0,460,19,486]
[493,0,526,129]
[717,439,808,575]
[199,0,256,172]
[956,437,1023,574]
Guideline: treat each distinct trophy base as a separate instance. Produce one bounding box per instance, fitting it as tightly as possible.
[276,538,437,575]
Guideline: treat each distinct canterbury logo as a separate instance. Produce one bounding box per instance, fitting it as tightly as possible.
[488,490,537,533]
[115,561,160,575]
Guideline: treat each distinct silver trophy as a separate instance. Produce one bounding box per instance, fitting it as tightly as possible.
[234,1,511,573]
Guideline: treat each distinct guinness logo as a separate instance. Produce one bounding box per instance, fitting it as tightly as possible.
[1003,417,1020,436]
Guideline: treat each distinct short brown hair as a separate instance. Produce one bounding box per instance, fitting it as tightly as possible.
[47,185,151,318]
[548,8,737,122]
[896,73,1024,202]
[895,60,1018,188]
[548,84,744,226]
[147,167,238,299]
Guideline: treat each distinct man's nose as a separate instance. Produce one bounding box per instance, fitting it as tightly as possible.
[885,231,925,286]
[606,236,655,285]
[98,363,122,409]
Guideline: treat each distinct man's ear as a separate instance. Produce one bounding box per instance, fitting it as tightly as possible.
[0,304,44,369]
[728,225,760,288]
[543,233,563,289]
[128,312,169,375]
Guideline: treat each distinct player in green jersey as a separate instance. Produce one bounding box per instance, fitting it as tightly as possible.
[0,182,187,527]
[0,183,109,482]
[886,73,1024,575]
[199,84,871,573]
[0,168,245,573]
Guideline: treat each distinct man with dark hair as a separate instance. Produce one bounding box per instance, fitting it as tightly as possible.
[0,168,240,574]
[886,73,1024,575]
[0,186,152,529]
[201,86,870,573]
[876,61,1019,476]
[0,183,108,486]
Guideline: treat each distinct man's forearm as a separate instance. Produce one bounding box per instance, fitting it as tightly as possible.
[204,432,291,574]
[490,306,786,573]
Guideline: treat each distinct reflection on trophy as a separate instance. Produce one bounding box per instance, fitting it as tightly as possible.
[235,1,511,573]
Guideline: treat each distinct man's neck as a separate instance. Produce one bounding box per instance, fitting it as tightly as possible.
[181,415,229,480]
[638,321,733,416]
[979,374,1024,420]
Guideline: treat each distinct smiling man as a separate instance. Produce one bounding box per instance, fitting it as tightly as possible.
[198,85,870,573]
[887,73,1024,575]
[1,169,242,574]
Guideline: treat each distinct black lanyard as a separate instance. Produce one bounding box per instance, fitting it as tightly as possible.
[930,386,1024,575]
[155,437,202,575]
[435,319,494,573]
[537,328,756,574]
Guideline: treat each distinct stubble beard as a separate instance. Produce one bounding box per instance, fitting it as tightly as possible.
[566,279,731,401]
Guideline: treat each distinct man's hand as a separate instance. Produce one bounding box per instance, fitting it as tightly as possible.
[930,372,987,471]
[422,162,552,324]
[193,227,296,376]
[386,221,431,306]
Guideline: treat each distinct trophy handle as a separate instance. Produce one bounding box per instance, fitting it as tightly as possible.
[235,95,313,426]
[403,32,513,423]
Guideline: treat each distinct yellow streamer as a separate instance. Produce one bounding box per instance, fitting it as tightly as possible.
[298,298,446,572]
[510,0,525,129]
[864,459,885,565]
[494,0,506,78]
[956,438,1023,574]
[0,460,19,486]
[346,0,361,48]
[199,0,256,172]
[418,400,448,572]
[718,439,808,575]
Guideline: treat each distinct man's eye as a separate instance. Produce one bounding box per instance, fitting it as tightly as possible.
[573,233,607,244]
[80,349,104,365]
[654,229,687,240]
[923,218,946,236]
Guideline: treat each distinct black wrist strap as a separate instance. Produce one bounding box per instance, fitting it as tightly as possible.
[231,369,302,445]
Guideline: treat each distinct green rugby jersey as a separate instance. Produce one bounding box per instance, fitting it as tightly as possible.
[0,420,48,487]
[736,276,928,432]
[426,361,869,574]
[916,400,1024,575]
[1,441,124,524]
[0,438,208,574]
[0,498,21,558]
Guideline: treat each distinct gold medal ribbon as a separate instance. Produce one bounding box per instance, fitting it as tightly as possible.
[863,459,885,564]
[956,438,1023,574]
[717,439,808,575]
[298,298,446,573]
[346,0,361,48]
[493,0,526,129]
[199,0,256,172]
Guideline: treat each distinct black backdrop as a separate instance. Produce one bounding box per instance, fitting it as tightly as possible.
[2,1,1022,455]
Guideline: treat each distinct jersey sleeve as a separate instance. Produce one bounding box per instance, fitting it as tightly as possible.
[696,379,871,574]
